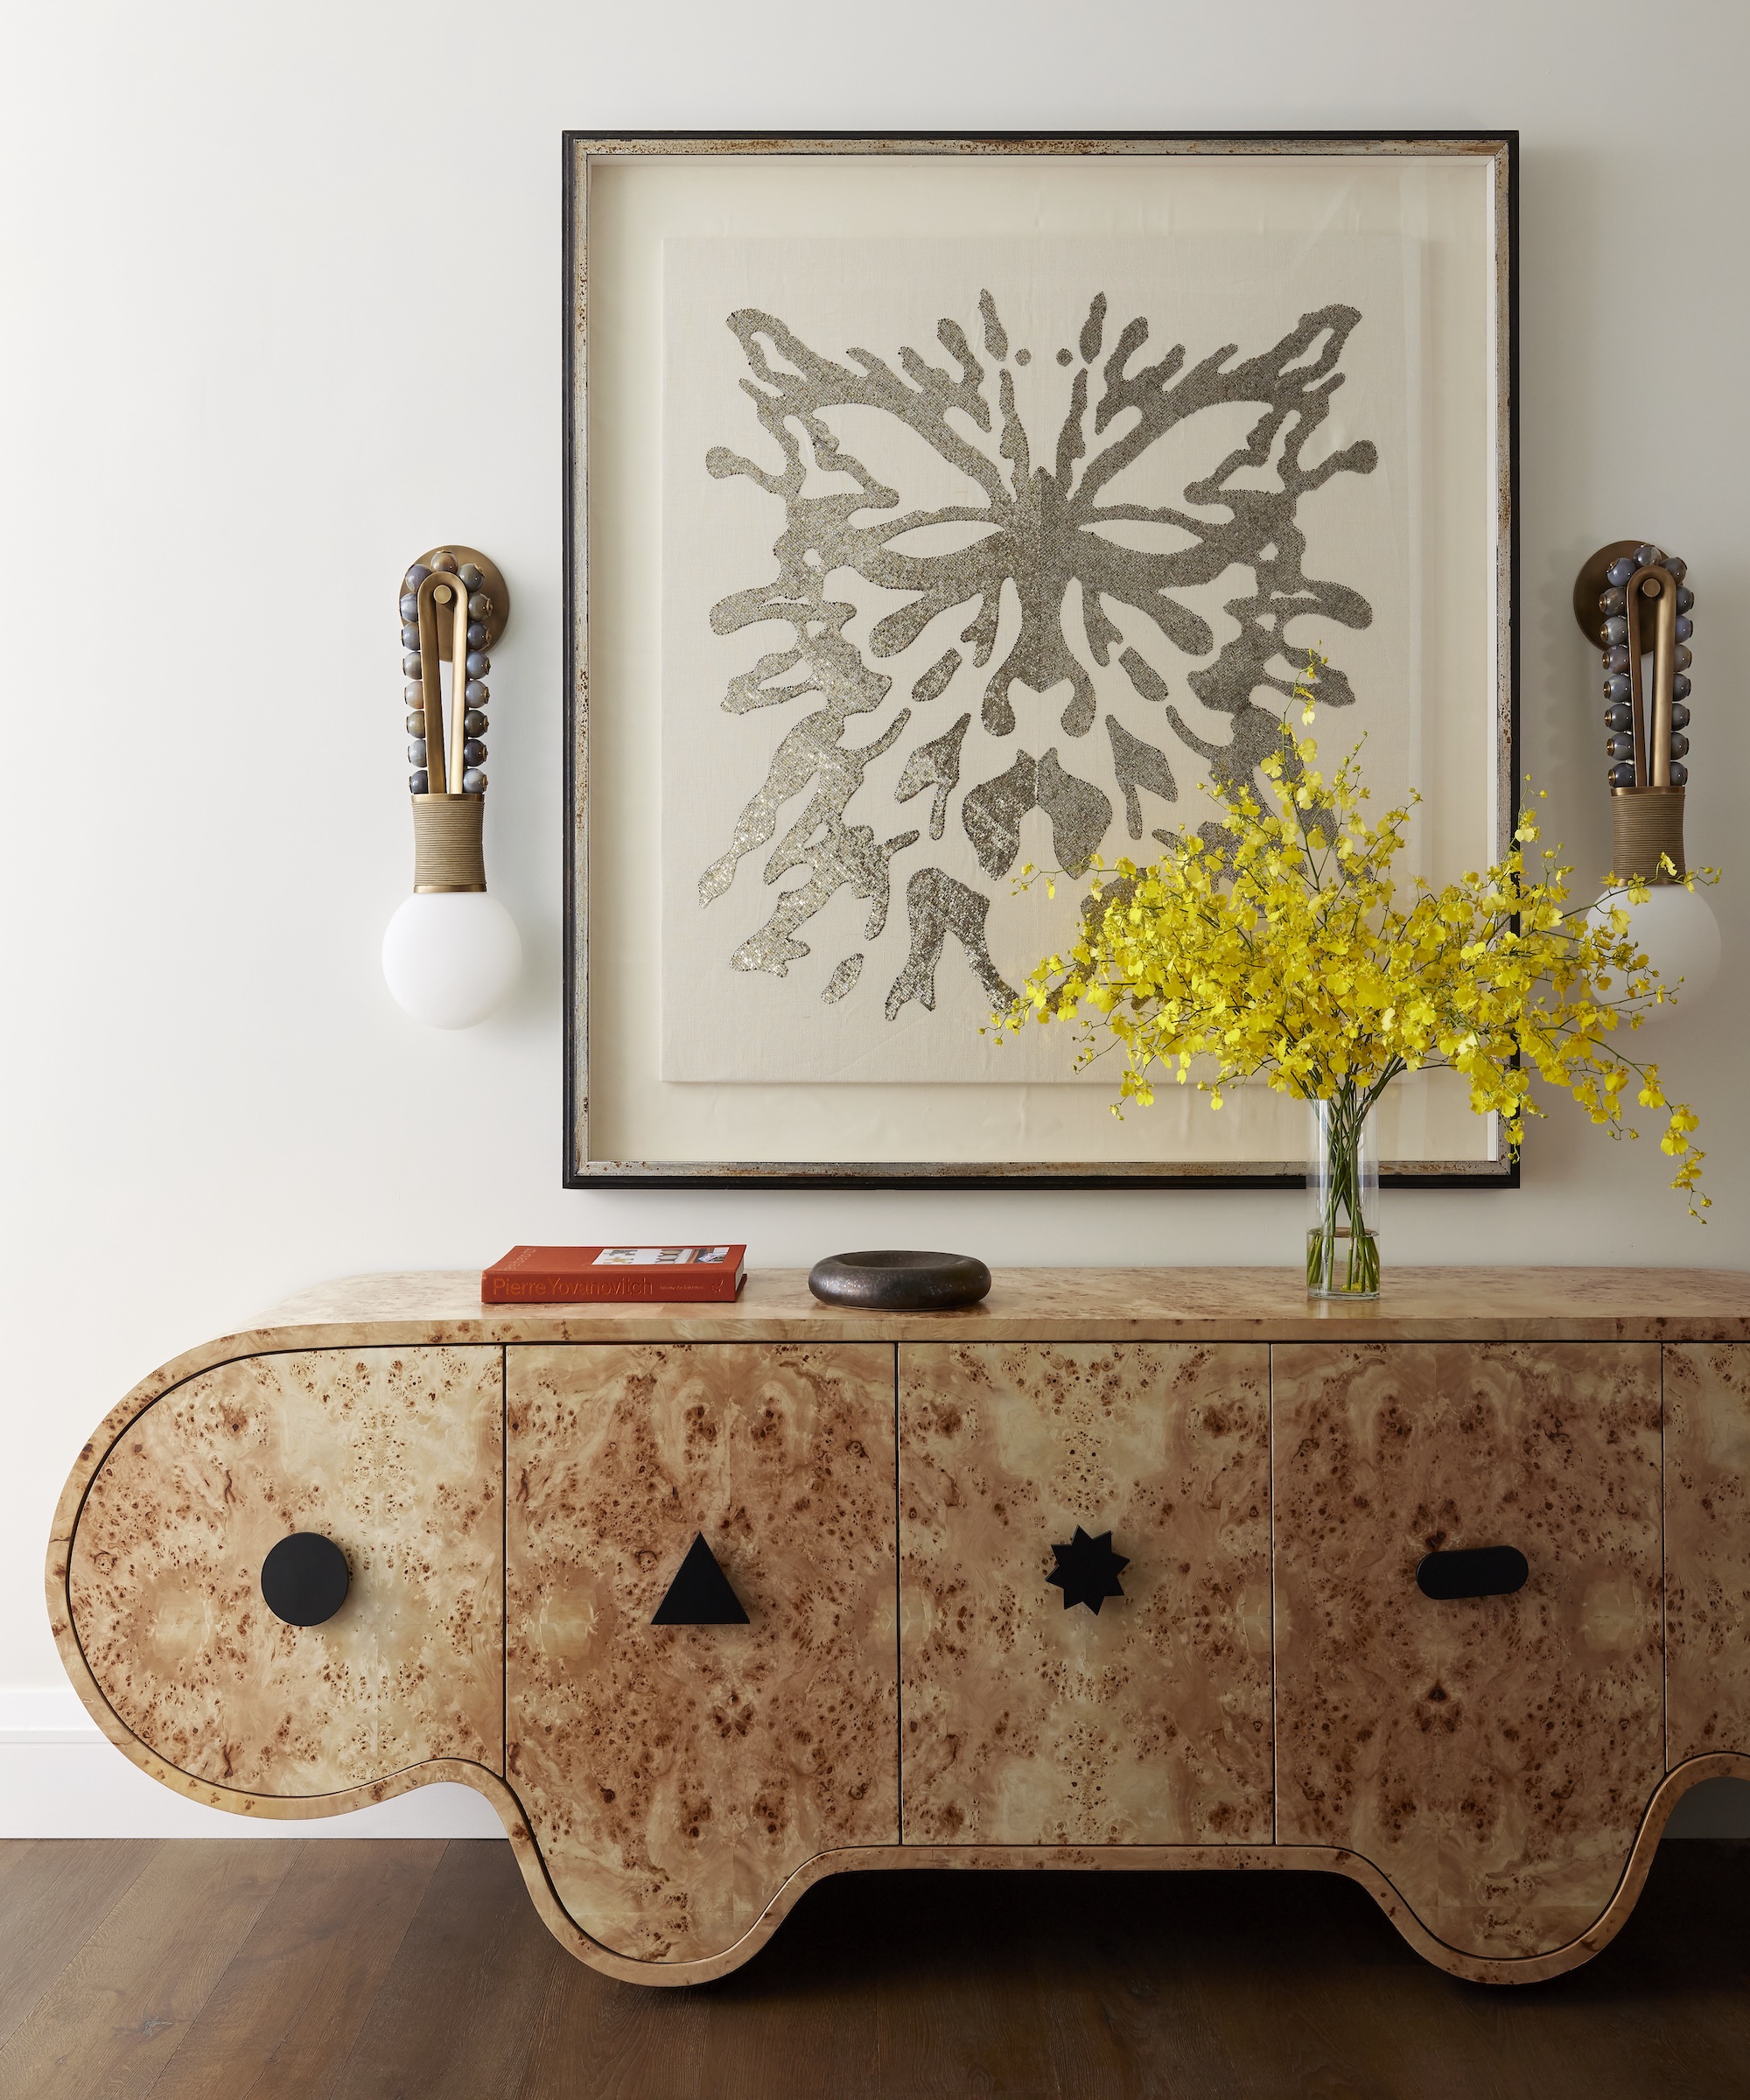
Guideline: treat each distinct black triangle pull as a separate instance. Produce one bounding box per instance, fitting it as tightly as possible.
[651,1531,750,1627]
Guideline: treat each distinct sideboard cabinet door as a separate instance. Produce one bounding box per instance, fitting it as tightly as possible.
[506,1343,899,1965]
[1273,1342,1663,1959]
[69,1347,504,1794]
[1665,1343,1750,1762]
[899,1342,1272,1845]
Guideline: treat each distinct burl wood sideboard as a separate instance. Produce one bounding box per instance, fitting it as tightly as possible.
[46,1268,1750,1987]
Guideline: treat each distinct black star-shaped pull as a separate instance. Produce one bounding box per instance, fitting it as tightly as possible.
[1046,1526,1129,1614]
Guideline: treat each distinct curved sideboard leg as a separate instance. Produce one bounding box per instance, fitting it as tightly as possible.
[1336,1753,1750,1985]
[548,1754,1750,1991]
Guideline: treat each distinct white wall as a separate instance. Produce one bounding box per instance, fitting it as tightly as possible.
[4,0,1747,1836]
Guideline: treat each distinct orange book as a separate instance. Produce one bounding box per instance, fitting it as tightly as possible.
[481,1244,746,1304]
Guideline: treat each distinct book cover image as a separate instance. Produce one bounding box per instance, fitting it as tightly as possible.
[593,1246,729,1266]
[481,1245,746,1303]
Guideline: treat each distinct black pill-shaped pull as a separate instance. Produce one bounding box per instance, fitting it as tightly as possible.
[1417,1545,1529,1601]
[261,1532,351,1627]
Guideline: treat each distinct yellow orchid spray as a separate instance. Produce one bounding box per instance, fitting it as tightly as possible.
[1002,659,1710,1290]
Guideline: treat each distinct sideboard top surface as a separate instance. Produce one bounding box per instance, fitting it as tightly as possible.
[246,1267,1750,1349]
[72,1270,1750,1461]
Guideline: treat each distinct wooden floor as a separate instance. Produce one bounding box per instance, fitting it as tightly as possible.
[1,1840,1747,2099]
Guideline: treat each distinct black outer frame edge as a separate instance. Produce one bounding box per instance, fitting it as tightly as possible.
[559,129,1522,1194]
[561,135,581,1189]
[1496,131,1525,1163]
[565,1166,1519,1192]
[1506,129,1522,868]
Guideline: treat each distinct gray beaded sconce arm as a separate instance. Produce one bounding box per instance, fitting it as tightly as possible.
[1572,539,1693,883]
[399,544,510,892]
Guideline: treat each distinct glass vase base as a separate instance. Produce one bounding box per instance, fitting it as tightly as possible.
[1306,1227,1382,1301]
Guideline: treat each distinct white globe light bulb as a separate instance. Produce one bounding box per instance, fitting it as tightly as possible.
[382,891,522,1028]
[1588,884,1721,1029]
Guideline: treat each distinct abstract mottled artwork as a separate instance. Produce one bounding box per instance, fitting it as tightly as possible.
[569,138,1514,1178]
[662,236,1417,1083]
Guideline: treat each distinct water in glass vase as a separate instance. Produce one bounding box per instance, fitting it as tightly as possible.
[1306,1090,1381,1299]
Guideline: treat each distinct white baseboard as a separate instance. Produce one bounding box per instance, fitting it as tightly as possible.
[4,1687,1746,1841]
[0,1689,501,1838]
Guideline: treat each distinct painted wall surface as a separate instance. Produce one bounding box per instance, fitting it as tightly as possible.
[4,0,1748,1834]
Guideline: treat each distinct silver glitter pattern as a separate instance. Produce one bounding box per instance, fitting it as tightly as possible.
[730,814,919,978]
[696,286,1377,1018]
[1036,750,1114,877]
[1105,715,1178,838]
[961,747,1113,879]
[885,868,1017,1019]
[962,751,1039,879]
[896,712,971,842]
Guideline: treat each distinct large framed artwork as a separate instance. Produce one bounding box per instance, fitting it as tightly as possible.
[564,132,1517,1187]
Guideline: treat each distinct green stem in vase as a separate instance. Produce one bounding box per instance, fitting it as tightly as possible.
[1307,1077,1385,1296]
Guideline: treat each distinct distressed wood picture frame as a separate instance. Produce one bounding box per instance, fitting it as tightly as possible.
[564,131,1518,1189]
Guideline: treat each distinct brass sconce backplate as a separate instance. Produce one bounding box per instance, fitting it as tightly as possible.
[412,545,510,654]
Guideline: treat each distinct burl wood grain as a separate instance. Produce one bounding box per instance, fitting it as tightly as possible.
[1666,1343,1750,1762]
[1273,1342,1663,1958]
[69,1348,503,1793]
[505,1343,899,1965]
[899,1343,1271,1845]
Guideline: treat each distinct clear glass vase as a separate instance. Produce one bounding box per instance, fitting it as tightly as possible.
[1306,1089,1381,1299]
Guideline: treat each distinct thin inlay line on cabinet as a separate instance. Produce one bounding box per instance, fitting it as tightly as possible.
[1271,1341,1664,1960]
[504,1342,899,1964]
[67,1347,504,1795]
[899,1342,1272,1846]
[1665,1343,1750,1763]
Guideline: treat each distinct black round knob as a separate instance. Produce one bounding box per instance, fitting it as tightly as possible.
[261,1532,351,1627]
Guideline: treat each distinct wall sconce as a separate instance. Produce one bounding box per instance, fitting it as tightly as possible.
[1572,539,1719,1014]
[381,546,522,1027]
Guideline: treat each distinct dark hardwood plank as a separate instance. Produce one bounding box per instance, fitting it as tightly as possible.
[0,1837,1745,2099]
[1027,1872,1223,2100]
[0,1840,297,2100]
[874,1872,1061,2098]
[0,1838,160,2051]
[324,1841,570,2100]
[667,1875,883,2100]
[689,1878,883,2100]
[146,1839,444,2100]
[514,1949,710,2100]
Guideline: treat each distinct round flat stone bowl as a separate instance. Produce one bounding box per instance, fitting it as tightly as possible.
[808,1250,991,1311]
